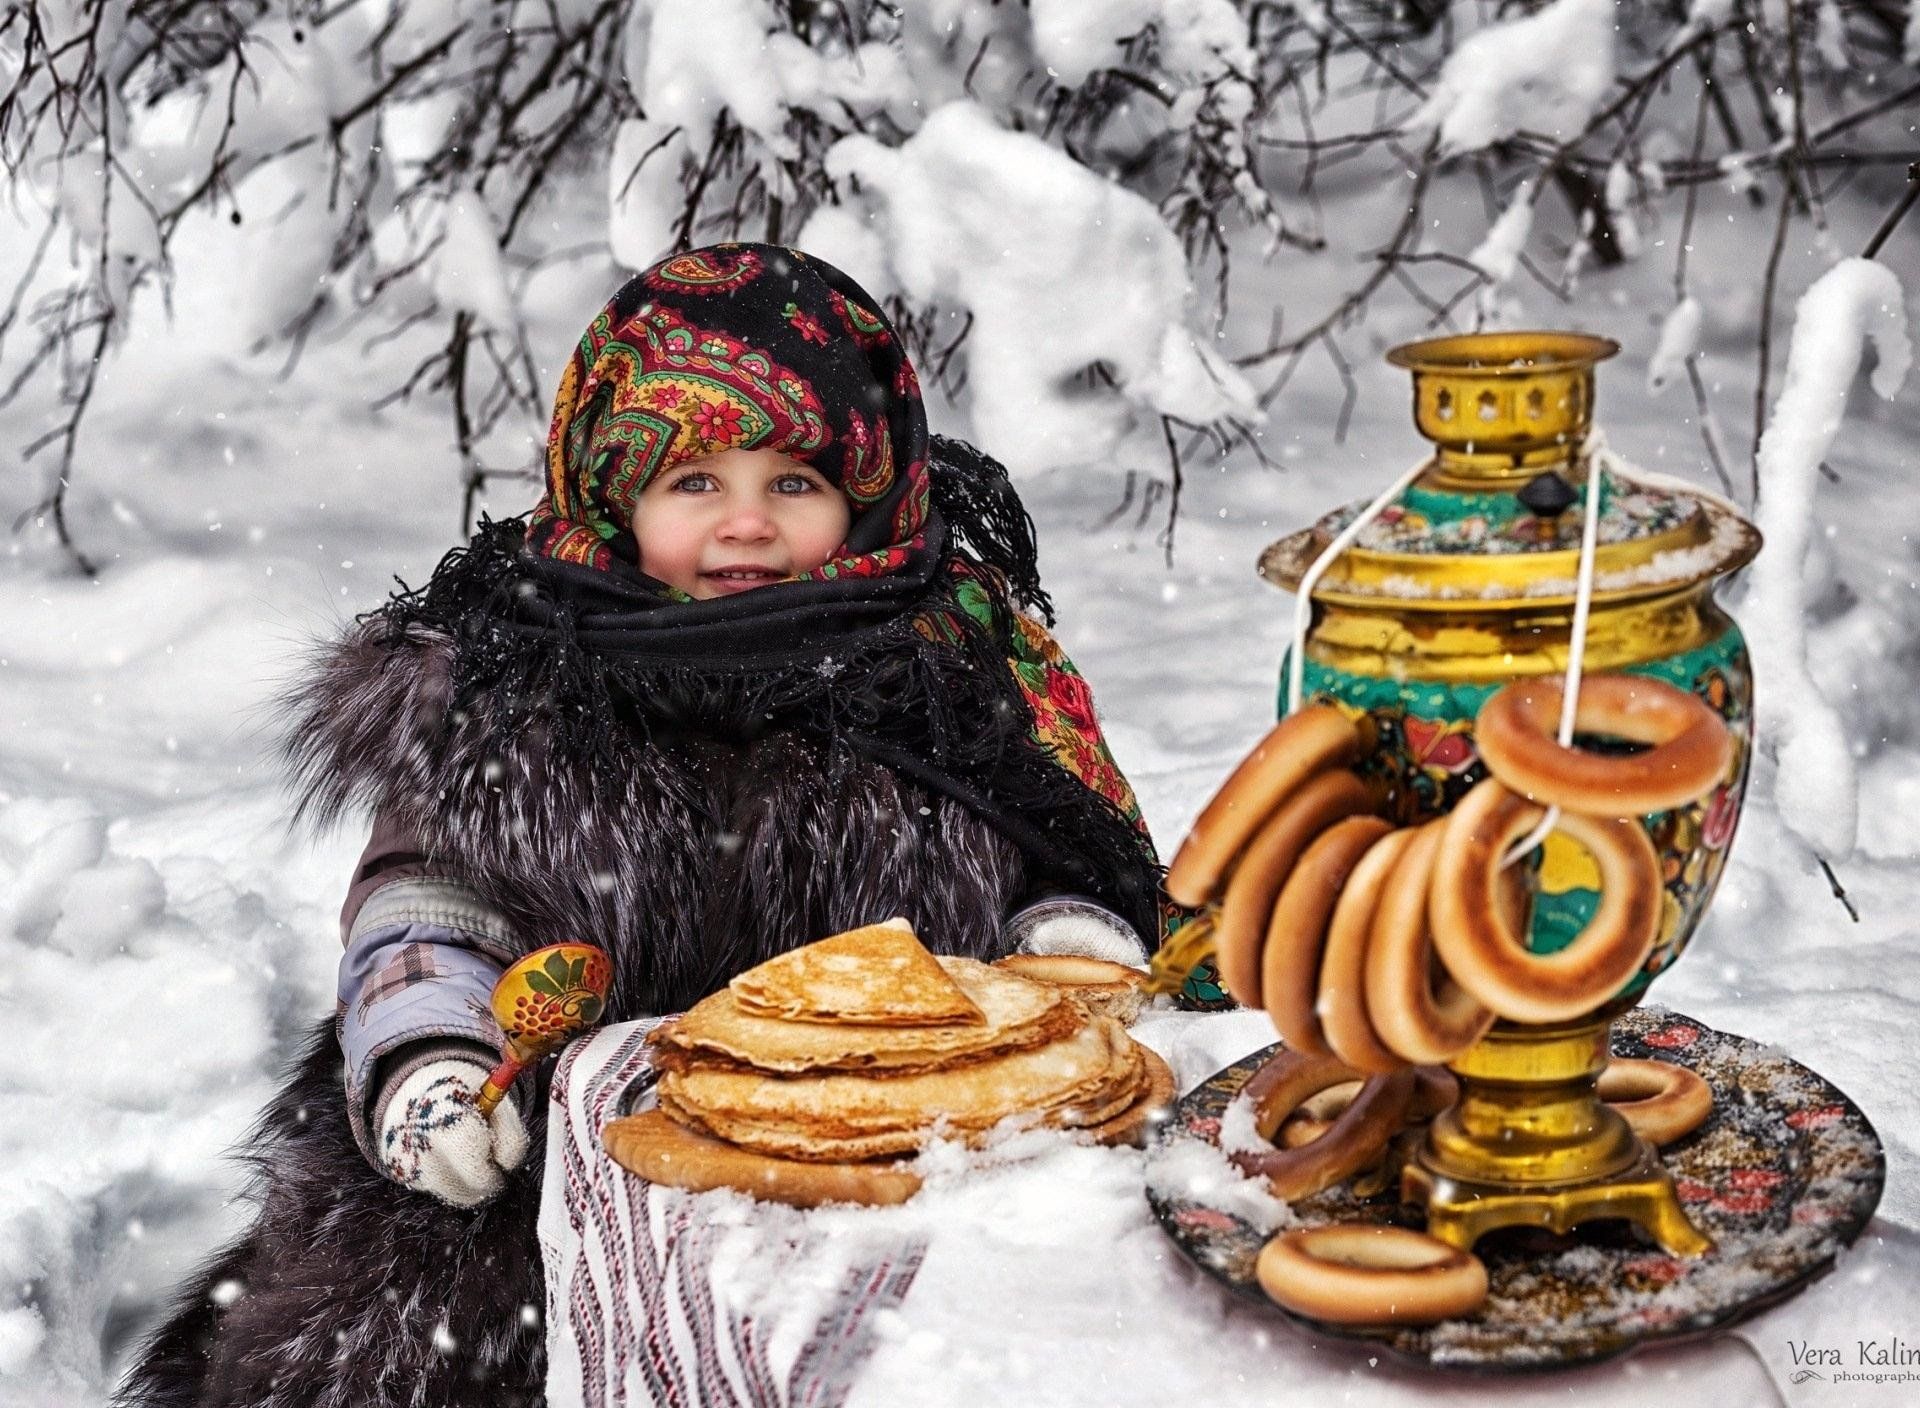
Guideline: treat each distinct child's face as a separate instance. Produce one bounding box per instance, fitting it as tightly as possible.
[631,446,852,599]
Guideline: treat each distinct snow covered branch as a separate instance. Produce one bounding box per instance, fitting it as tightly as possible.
[2,0,1916,570]
[1745,256,1910,860]
[1236,0,1918,473]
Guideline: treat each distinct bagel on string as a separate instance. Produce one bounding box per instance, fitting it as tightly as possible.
[1225,1049,1414,1201]
[1493,853,1535,953]
[1474,673,1732,817]
[1165,704,1365,908]
[1255,1225,1488,1326]
[1211,770,1378,1009]
[1363,822,1497,1064]
[1262,815,1394,1055]
[1597,1058,1713,1146]
[1315,827,1418,1074]
[1429,779,1663,1025]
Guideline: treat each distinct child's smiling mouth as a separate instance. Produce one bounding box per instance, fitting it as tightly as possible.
[701,565,787,593]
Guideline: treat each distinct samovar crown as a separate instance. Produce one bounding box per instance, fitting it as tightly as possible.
[1386,330,1620,484]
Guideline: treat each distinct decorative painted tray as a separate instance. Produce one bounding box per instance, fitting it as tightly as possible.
[1145,1008,1885,1371]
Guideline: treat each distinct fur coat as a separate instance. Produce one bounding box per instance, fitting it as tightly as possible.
[116,619,1034,1408]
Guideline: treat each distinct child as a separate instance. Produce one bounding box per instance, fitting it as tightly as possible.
[118,243,1165,1408]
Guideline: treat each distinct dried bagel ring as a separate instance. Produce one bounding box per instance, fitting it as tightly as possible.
[1166,704,1364,908]
[1597,1058,1713,1146]
[1316,827,1418,1074]
[1226,1049,1414,1201]
[1263,815,1395,1054]
[1278,1115,1335,1149]
[1212,771,1378,1009]
[1256,1225,1488,1325]
[1364,822,1497,1065]
[1279,1063,1457,1148]
[1474,673,1732,817]
[1430,779,1662,1025]
[1277,1079,1361,1148]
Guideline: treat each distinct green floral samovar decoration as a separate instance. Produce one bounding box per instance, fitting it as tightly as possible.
[1260,331,1761,1254]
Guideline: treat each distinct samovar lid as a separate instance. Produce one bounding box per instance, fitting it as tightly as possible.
[1259,331,1761,612]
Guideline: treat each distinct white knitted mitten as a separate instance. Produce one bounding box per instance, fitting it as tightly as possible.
[1006,896,1150,969]
[377,1058,530,1208]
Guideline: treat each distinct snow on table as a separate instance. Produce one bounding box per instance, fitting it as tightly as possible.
[538,1009,1918,1408]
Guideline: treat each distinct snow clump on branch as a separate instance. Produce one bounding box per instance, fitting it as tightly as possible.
[1027,0,1250,87]
[1647,297,1704,393]
[816,102,1260,474]
[1745,257,1911,858]
[1406,0,1618,157]
[1467,183,1536,288]
[611,0,911,268]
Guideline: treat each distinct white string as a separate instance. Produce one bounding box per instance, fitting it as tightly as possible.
[1283,432,1612,869]
[1499,431,1606,866]
[1286,457,1432,714]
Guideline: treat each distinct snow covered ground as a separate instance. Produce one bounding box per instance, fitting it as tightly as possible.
[2,120,1917,1406]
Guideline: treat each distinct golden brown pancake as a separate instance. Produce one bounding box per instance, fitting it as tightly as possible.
[604,1047,1176,1201]
[729,921,985,1025]
[1075,1046,1177,1148]
[657,1016,1142,1161]
[602,1109,925,1206]
[612,926,1174,1189]
[663,957,1072,1074]
[993,953,1149,1025]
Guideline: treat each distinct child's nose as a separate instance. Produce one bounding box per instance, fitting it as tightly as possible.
[716,501,777,542]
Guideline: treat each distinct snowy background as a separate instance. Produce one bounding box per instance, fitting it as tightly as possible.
[2,1,1917,1403]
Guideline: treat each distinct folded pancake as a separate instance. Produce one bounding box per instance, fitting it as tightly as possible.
[993,953,1149,1025]
[729,922,984,1025]
[658,1016,1145,1161]
[660,957,1075,1074]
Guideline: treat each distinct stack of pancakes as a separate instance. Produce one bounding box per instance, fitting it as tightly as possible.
[607,922,1171,1203]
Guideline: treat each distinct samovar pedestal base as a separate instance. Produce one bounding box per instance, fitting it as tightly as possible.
[1403,1148,1711,1258]
[1399,1014,1714,1259]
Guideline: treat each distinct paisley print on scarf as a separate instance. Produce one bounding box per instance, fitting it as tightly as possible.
[527,244,915,576]
[642,246,764,293]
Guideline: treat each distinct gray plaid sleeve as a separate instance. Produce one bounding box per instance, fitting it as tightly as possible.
[337,876,521,1164]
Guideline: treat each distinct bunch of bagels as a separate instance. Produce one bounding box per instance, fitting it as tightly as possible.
[1168,673,1732,1059]
[1167,672,1731,1325]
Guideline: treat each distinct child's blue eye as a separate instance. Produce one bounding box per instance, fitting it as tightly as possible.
[772,474,816,493]
[671,473,716,492]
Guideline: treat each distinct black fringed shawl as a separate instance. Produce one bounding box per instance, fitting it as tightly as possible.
[363,434,1163,944]
[334,242,1165,941]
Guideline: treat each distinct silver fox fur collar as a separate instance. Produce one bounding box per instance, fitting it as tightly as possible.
[278,618,1028,1016]
[113,618,1033,1408]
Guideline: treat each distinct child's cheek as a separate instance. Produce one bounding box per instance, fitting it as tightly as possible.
[632,505,706,593]
[805,497,855,569]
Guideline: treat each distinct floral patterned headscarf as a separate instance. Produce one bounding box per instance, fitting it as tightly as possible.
[525,242,931,590]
